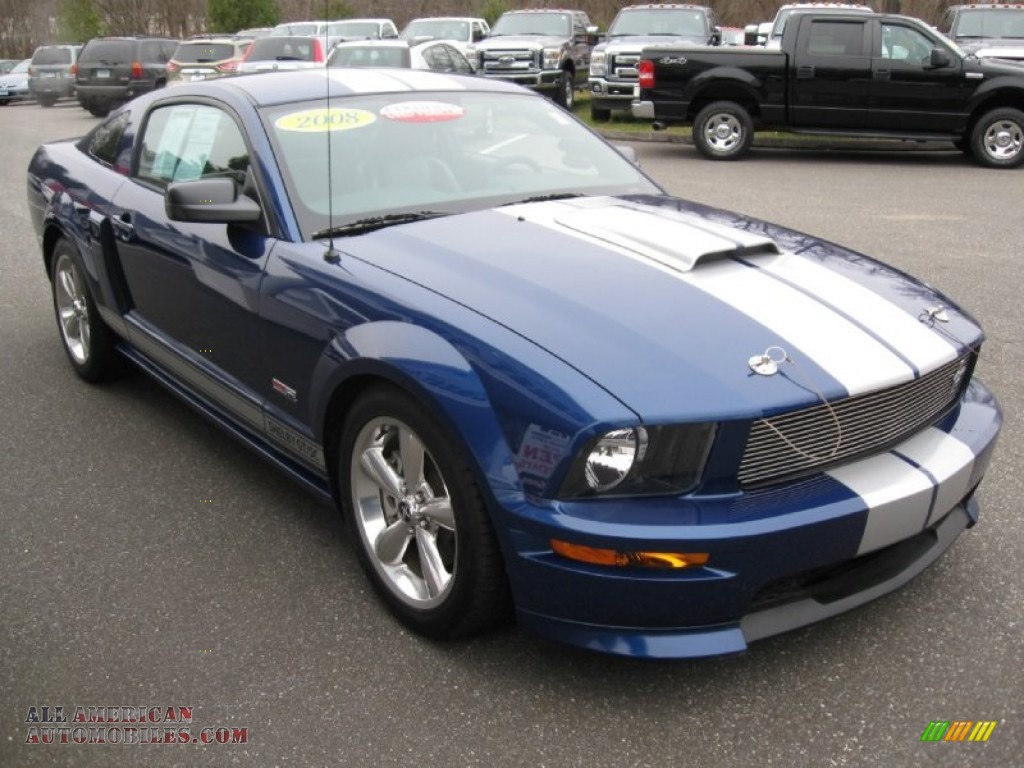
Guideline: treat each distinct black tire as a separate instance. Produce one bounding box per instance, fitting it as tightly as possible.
[87,103,110,118]
[969,107,1024,169]
[692,100,754,161]
[0,98,9,106]
[554,70,574,110]
[36,95,57,108]
[50,237,126,383]
[338,386,509,640]
[590,105,611,122]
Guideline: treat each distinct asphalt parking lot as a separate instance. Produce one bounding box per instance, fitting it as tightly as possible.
[1,98,1020,767]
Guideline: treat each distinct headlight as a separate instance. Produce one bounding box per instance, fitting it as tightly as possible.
[589,51,606,77]
[543,47,562,69]
[559,424,717,498]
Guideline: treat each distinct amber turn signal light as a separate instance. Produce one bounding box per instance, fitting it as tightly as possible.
[550,539,709,569]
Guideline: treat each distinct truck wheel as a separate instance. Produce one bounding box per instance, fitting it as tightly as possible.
[693,101,754,161]
[590,105,611,121]
[555,71,574,110]
[970,108,1024,168]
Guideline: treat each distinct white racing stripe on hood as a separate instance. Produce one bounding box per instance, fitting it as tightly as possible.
[499,200,915,395]
[829,427,976,554]
[757,254,958,374]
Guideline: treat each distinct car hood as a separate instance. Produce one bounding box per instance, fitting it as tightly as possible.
[344,195,980,422]
[476,35,566,50]
[597,34,709,53]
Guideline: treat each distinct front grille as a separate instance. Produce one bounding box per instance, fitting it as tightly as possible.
[482,49,538,74]
[609,52,640,80]
[738,353,972,488]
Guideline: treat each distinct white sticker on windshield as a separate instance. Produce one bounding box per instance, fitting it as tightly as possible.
[379,101,465,123]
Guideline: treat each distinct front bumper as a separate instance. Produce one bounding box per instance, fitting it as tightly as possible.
[500,380,1001,658]
[589,78,638,111]
[479,70,562,93]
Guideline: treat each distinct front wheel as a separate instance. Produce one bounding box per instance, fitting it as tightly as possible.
[554,70,574,110]
[338,386,509,640]
[50,238,125,382]
[692,101,754,161]
[970,108,1024,168]
[36,95,57,107]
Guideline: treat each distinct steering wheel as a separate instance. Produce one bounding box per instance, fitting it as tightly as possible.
[485,156,543,179]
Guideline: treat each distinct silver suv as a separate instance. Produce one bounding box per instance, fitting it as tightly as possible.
[28,44,82,107]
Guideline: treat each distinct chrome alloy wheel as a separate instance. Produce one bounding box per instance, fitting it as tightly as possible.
[703,112,744,154]
[982,118,1023,162]
[53,252,91,365]
[350,416,457,608]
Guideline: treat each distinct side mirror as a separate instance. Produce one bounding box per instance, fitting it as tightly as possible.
[928,47,952,68]
[586,25,601,46]
[744,24,760,46]
[711,27,722,46]
[166,177,261,224]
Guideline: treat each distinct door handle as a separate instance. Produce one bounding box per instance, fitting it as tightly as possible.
[874,68,891,80]
[796,64,815,79]
[110,212,135,243]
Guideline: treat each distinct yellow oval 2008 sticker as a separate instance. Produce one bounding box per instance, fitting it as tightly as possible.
[275,108,376,132]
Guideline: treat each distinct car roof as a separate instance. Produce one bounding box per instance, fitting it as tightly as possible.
[332,39,408,49]
[156,67,525,107]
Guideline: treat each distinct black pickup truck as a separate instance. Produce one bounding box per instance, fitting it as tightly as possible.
[632,11,1024,167]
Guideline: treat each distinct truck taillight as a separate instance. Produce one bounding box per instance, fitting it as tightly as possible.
[131,60,143,78]
[638,60,654,89]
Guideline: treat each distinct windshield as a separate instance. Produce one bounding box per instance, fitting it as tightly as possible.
[953,9,1024,40]
[249,37,319,61]
[327,45,408,67]
[609,9,708,38]
[328,22,382,38]
[492,13,571,37]
[402,20,470,42]
[261,90,659,240]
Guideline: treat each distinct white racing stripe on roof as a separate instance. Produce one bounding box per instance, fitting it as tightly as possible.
[327,69,415,93]
[498,200,915,395]
[757,253,959,373]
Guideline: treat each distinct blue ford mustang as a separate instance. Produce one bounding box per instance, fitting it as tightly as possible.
[27,69,1001,658]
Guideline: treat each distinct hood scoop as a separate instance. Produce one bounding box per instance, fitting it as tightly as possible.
[554,201,781,272]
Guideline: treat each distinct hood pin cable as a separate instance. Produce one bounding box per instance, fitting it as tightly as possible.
[749,346,843,462]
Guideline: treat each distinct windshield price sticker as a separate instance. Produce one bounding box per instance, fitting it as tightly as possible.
[275,108,376,132]
[379,101,465,123]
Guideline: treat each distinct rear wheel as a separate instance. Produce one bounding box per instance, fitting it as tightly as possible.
[85,101,110,118]
[50,238,125,382]
[590,105,611,121]
[338,386,509,640]
[36,94,56,107]
[693,100,754,160]
[970,108,1024,168]
[0,98,9,106]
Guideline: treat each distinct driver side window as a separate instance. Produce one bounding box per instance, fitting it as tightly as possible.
[137,104,249,189]
[880,24,933,64]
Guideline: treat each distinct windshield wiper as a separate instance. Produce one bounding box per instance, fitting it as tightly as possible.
[313,211,449,239]
[500,192,584,206]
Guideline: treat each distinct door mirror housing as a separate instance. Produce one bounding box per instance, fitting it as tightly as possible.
[165,177,262,224]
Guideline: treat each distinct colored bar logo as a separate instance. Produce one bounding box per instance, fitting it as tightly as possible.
[920,721,997,742]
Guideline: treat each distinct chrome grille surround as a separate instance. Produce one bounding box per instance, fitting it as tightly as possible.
[738,353,972,488]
